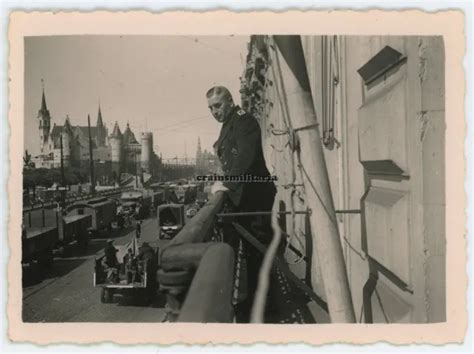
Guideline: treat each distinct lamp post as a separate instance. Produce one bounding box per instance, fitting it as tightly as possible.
[134,153,139,188]
[59,134,66,208]
[87,114,96,195]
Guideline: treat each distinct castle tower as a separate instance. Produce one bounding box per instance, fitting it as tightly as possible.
[61,115,73,166]
[95,104,106,147]
[140,132,153,173]
[38,82,51,154]
[110,121,123,174]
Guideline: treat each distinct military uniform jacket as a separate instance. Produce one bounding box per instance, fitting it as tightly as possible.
[215,106,276,209]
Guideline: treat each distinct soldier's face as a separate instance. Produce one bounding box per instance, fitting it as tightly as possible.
[208,94,233,123]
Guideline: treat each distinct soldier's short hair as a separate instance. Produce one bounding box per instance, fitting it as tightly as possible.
[206,86,234,102]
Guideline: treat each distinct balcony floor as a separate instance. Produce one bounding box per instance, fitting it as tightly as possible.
[264,268,319,324]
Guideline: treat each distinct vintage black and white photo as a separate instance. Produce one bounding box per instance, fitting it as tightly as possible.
[7,11,466,345]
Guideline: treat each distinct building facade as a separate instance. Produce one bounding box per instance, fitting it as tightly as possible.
[195,137,220,175]
[33,88,157,182]
[242,35,445,323]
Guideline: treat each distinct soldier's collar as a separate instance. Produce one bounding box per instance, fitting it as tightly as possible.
[223,105,241,124]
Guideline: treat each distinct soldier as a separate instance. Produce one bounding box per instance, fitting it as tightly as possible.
[123,248,137,284]
[207,86,276,322]
[136,220,142,239]
[103,239,119,283]
[138,242,157,302]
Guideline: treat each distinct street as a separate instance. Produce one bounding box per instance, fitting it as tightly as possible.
[21,203,317,324]
[22,215,168,322]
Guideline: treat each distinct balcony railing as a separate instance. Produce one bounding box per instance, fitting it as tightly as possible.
[158,192,236,322]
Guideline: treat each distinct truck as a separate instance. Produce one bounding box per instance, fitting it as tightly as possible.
[174,184,197,205]
[60,213,93,250]
[93,238,158,303]
[157,203,186,240]
[196,191,209,209]
[66,197,117,236]
[22,205,93,266]
[119,190,152,220]
[153,191,165,208]
[22,225,58,267]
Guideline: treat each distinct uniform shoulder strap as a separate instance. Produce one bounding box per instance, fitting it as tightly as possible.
[236,109,246,117]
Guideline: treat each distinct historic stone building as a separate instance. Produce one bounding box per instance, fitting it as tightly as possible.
[195,136,220,175]
[33,87,157,181]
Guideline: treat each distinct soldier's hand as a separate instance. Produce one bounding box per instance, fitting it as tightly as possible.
[211,181,229,195]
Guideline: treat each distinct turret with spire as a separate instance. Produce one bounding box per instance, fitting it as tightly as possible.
[122,121,139,145]
[95,104,106,147]
[38,79,51,153]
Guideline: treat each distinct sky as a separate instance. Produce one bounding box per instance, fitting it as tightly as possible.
[24,35,249,159]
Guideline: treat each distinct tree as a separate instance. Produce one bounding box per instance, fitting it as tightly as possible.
[23,150,34,168]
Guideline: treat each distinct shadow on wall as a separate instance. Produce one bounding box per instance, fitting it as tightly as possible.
[360,186,414,324]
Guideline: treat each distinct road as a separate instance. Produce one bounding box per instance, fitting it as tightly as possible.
[21,203,318,324]
[22,215,169,323]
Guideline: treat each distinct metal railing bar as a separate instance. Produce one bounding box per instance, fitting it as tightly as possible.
[232,222,329,313]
